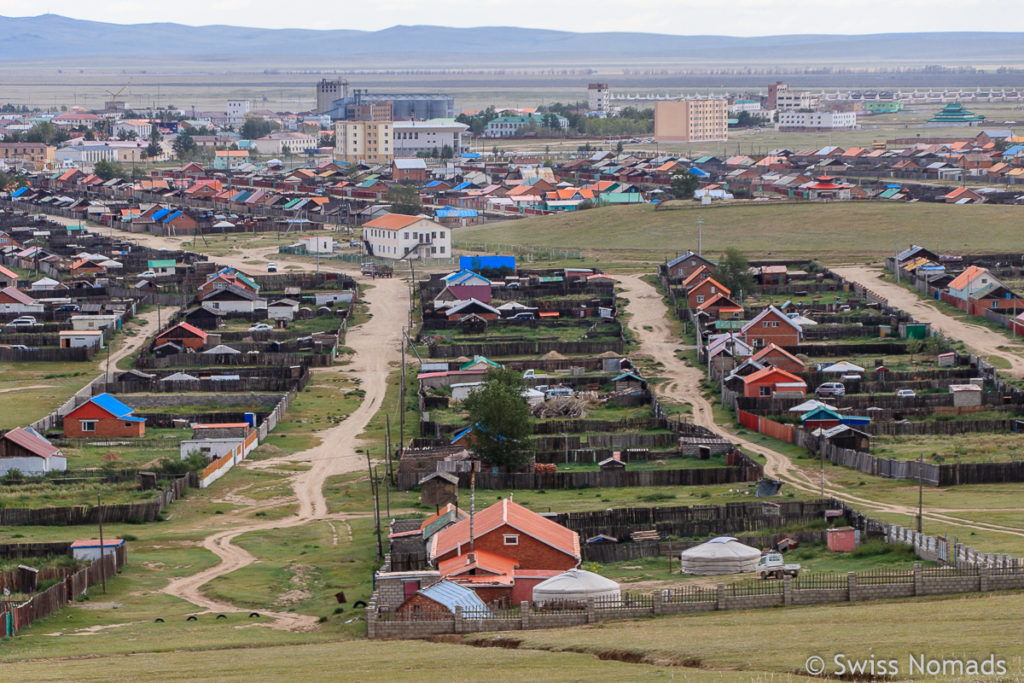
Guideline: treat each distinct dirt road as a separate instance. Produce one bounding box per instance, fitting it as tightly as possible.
[617,274,1024,538]
[832,265,1024,378]
[161,275,406,629]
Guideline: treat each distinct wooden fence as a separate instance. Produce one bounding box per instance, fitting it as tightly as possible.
[0,475,188,526]
[581,530,829,563]
[395,452,762,491]
[428,339,625,358]
[1,544,127,637]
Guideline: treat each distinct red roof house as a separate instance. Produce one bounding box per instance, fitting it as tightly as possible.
[741,367,807,399]
[154,322,208,352]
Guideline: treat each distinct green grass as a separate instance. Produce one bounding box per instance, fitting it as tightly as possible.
[455,202,1024,263]
[57,427,192,469]
[0,479,157,508]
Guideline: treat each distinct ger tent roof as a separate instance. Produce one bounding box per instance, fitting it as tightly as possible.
[821,361,865,374]
[532,569,621,605]
[680,537,761,575]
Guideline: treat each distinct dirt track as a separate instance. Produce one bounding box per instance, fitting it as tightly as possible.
[617,274,1024,538]
[832,265,1024,378]
[160,274,406,630]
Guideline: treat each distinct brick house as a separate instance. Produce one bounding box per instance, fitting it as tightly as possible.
[154,322,208,352]
[63,393,146,438]
[696,293,743,320]
[428,498,581,570]
[686,277,730,309]
[395,580,489,619]
[392,159,428,182]
[749,343,805,375]
[0,264,17,288]
[740,306,803,348]
[665,252,716,281]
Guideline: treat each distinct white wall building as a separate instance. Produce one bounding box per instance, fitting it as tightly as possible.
[393,120,469,156]
[587,83,611,113]
[299,235,335,254]
[251,132,319,156]
[362,213,452,261]
[227,100,251,126]
[777,111,858,131]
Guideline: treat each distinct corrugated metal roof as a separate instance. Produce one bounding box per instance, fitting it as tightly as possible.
[418,580,490,614]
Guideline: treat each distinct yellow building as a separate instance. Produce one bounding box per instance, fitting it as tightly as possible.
[0,142,55,170]
[654,99,728,143]
[334,120,394,164]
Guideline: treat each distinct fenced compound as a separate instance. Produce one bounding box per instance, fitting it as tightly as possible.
[427,338,626,358]
[0,475,188,526]
[367,562,1024,639]
[0,544,127,637]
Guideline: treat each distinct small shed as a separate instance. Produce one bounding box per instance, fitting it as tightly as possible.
[419,471,459,508]
[680,537,761,575]
[70,538,125,562]
[598,456,626,471]
[937,352,956,367]
[826,526,858,552]
[532,569,621,606]
[396,579,490,618]
[949,384,982,407]
[819,424,871,452]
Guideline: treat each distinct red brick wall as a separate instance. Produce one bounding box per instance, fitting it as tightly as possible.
[63,403,146,438]
[435,524,578,571]
[744,326,800,348]
[155,333,204,351]
[396,592,451,618]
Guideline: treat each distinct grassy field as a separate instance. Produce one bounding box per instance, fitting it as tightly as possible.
[873,432,1024,464]
[455,202,1024,264]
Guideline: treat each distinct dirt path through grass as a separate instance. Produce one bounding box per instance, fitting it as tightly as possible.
[161,275,407,630]
[616,273,1024,539]
[832,265,1024,378]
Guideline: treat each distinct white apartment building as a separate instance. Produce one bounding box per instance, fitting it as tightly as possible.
[362,213,451,261]
[587,83,611,113]
[393,120,469,156]
[251,132,319,156]
[776,111,858,131]
[227,100,251,127]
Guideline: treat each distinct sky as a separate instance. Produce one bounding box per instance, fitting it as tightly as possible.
[5,1,1024,35]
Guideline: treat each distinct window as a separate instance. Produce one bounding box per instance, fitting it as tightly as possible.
[771,321,779,328]
[696,295,705,304]
[760,386,772,396]
[762,321,769,328]
[124,421,134,428]
[80,420,97,432]
[503,534,519,546]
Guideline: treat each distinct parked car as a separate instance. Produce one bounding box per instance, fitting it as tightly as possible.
[138,270,157,278]
[509,312,535,320]
[545,386,574,399]
[504,281,521,289]
[8,316,37,327]
[8,344,37,351]
[896,389,917,398]
[814,382,845,398]
[248,323,274,332]
[757,552,801,580]
[266,262,278,273]
[56,304,80,312]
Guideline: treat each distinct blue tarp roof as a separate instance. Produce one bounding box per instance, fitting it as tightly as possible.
[418,581,491,615]
[452,181,474,191]
[424,180,444,188]
[436,208,478,218]
[461,152,481,158]
[162,211,183,223]
[689,167,710,177]
[11,187,27,197]
[88,393,146,422]
[150,208,171,221]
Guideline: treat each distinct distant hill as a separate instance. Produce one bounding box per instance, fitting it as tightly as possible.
[2,14,1024,64]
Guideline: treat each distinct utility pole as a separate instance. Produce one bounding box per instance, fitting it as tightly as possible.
[917,452,924,533]
[697,216,704,257]
[385,414,392,484]
[399,330,406,461]
[97,494,106,594]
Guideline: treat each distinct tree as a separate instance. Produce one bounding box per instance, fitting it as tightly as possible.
[172,129,198,160]
[386,184,422,215]
[240,116,276,140]
[616,140,624,155]
[462,368,534,470]
[714,248,756,300]
[669,169,699,200]
[0,169,27,191]
[318,133,335,148]
[93,159,127,180]
[440,144,453,159]
[24,121,57,144]
[146,123,162,159]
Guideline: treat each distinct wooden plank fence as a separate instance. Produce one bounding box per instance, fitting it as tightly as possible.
[1,545,127,637]
[428,339,625,358]
[0,476,188,526]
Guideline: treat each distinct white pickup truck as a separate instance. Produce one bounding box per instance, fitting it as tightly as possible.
[756,552,801,580]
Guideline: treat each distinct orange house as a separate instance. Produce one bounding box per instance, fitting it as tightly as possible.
[686,277,730,309]
[63,393,146,437]
[154,322,208,352]
[696,293,743,320]
[741,367,807,398]
[429,498,581,571]
[750,343,805,375]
